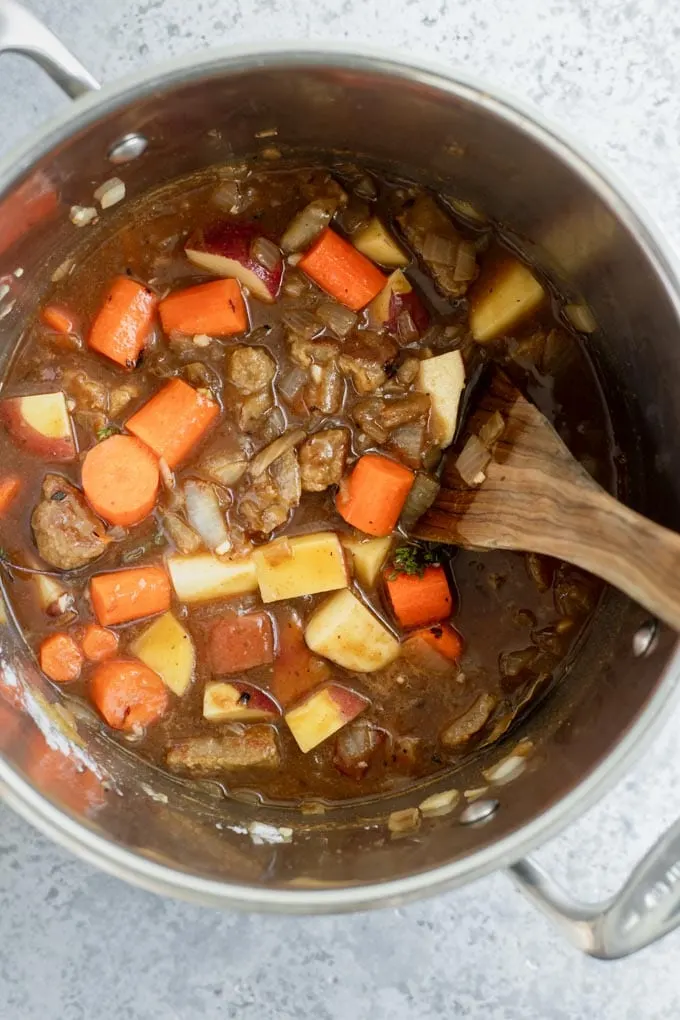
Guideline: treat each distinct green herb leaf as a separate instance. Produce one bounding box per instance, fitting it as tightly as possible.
[96,424,121,442]
[391,542,444,578]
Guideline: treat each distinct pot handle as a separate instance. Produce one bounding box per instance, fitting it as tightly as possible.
[508,815,680,958]
[0,0,99,99]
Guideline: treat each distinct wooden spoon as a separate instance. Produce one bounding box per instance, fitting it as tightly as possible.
[415,368,680,632]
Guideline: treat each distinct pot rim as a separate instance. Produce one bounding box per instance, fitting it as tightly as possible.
[1,42,679,912]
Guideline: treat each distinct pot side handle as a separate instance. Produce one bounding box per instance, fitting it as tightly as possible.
[0,0,99,99]
[508,816,680,958]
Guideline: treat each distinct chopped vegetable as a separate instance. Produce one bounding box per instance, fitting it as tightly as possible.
[126,378,219,468]
[90,658,168,731]
[159,279,247,336]
[352,217,409,268]
[285,684,369,753]
[250,429,306,478]
[336,454,414,537]
[305,589,400,672]
[0,391,75,461]
[80,623,119,662]
[455,434,491,486]
[280,198,339,253]
[469,256,545,342]
[399,473,440,531]
[333,719,384,779]
[253,531,348,603]
[0,476,20,516]
[41,304,76,334]
[166,727,279,772]
[367,269,429,335]
[403,623,463,671]
[39,632,83,683]
[341,535,392,588]
[90,565,171,626]
[298,228,387,310]
[185,222,282,303]
[272,607,330,707]
[130,612,195,696]
[183,479,228,552]
[82,434,160,527]
[87,277,157,368]
[166,552,257,603]
[416,350,465,447]
[440,693,496,748]
[207,611,274,674]
[385,564,453,629]
[203,681,279,722]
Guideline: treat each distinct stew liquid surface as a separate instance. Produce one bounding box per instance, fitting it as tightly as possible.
[0,162,612,806]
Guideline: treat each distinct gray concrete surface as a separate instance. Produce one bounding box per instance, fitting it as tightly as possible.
[2,0,680,1016]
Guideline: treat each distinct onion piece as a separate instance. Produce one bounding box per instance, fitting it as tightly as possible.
[419,788,460,817]
[211,180,240,212]
[184,479,229,551]
[160,511,202,555]
[421,233,458,264]
[250,429,306,478]
[477,410,505,448]
[158,457,175,491]
[400,472,440,530]
[354,174,378,200]
[388,807,421,836]
[564,302,597,333]
[315,302,357,337]
[281,308,321,340]
[452,240,477,282]
[455,435,491,486]
[94,177,126,209]
[251,236,282,272]
[277,365,307,402]
[280,198,337,253]
[201,449,248,486]
[397,309,419,343]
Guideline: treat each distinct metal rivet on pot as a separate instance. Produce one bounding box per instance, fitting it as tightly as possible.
[108,133,148,164]
[459,799,499,825]
[632,620,658,658]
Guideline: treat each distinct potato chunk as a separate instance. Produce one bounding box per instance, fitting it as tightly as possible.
[253,531,348,603]
[285,684,368,753]
[130,612,195,696]
[416,350,465,447]
[304,589,400,672]
[469,257,545,342]
[167,553,258,603]
[341,535,392,588]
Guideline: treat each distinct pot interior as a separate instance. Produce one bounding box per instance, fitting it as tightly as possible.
[0,56,678,901]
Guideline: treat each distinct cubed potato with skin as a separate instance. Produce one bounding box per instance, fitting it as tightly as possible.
[285,684,369,753]
[352,218,409,268]
[253,531,348,603]
[367,270,429,335]
[469,257,545,342]
[0,392,75,460]
[416,350,465,447]
[130,612,196,696]
[203,681,280,722]
[341,535,393,588]
[185,222,283,304]
[304,589,400,672]
[166,553,258,603]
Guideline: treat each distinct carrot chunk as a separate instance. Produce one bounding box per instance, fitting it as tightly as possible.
[406,623,463,663]
[82,434,159,527]
[207,611,274,674]
[336,454,414,536]
[385,565,453,630]
[90,566,171,626]
[90,658,168,731]
[125,378,219,468]
[298,228,387,310]
[88,277,157,369]
[272,606,330,707]
[41,304,76,334]
[159,279,247,336]
[23,732,106,813]
[0,475,20,516]
[80,624,119,662]
[39,632,83,683]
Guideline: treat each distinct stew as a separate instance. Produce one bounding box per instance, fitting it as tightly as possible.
[0,162,612,805]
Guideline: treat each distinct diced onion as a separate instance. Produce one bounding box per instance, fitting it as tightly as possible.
[482,753,528,785]
[388,807,421,836]
[282,308,321,340]
[277,365,307,402]
[400,472,440,530]
[250,429,305,478]
[452,240,477,282]
[158,457,175,490]
[184,479,229,551]
[316,302,357,337]
[212,180,240,212]
[94,177,126,209]
[201,450,248,486]
[251,236,282,272]
[69,205,97,227]
[260,537,293,567]
[422,233,458,264]
[280,199,336,253]
[455,435,491,486]
[396,310,419,343]
[477,410,505,448]
[354,174,378,200]
[564,302,597,333]
[449,197,488,223]
[419,788,460,817]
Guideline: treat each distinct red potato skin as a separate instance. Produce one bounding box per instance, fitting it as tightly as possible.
[189,222,283,301]
[0,398,75,461]
[388,289,430,335]
[326,684,369,721]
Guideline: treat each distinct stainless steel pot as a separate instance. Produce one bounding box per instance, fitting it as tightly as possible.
[1,0,680,959]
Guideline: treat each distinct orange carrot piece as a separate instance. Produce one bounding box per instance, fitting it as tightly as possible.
[385,565,453,630]
[41,304,76,334]
[125,378,219,468]
[410,623,463,662]
[336,454,414,537]
[0,476,20,516]
[90,658,168,731]
[88,276,157,369]
[90,566,171,626]
[80,624,119,662]
[82,434,159,526]
[23,731,106,814]
[272,607,330,707]
[298,228,387,310]
[159,279,247,336]
[39,632,83,683]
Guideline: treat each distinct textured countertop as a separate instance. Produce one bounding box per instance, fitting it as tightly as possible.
[2,1,680,1017]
